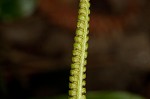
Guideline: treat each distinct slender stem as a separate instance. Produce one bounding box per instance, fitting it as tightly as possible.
[69,0,90,99]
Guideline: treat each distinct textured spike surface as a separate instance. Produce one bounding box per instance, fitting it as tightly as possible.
[69,0,90,99]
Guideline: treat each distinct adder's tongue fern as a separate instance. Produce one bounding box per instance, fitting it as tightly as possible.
[69,0,90,99]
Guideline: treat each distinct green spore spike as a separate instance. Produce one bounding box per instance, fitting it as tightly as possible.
[69,0,90,99]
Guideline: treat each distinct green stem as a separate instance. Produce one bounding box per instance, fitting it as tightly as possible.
[69,0,90,99]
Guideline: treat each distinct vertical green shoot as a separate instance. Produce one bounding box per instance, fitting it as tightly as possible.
[69,0,90,99]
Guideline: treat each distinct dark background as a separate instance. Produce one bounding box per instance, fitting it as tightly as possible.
[0,0,150,98]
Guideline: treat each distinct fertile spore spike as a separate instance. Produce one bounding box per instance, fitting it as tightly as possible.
[69,0,90,99]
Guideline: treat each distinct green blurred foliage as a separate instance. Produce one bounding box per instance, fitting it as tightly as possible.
[30,91,145,99]
[0,0,36,22]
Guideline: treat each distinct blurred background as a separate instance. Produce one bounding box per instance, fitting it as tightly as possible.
[0,0,150,99]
